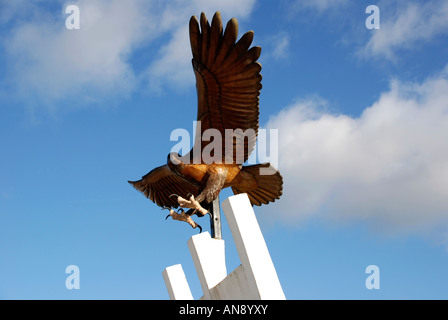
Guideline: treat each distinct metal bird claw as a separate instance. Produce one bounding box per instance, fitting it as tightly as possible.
[162,207,202,233]
[167,194,221,239]
[170,193,209,217]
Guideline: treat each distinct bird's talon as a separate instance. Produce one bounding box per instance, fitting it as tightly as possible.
[162,207,172,220]
[163,206,202,231]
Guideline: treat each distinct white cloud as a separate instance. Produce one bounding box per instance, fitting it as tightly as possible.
[2,0,257,109]
[362,0,448,60]
[3,0,158,110]
[254,31,290,64]
[292,0,348,13]
[268,32,290,60]
[263,67,448,237]
[146,0,257,91]
[146,24,192,92]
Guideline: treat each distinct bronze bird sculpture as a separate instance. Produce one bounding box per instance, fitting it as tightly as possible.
[128,11,283,234]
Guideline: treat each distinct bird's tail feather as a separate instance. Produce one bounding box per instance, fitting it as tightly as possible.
[231,163,283,206]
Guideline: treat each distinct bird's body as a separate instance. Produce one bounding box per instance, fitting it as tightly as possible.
[168,154,260,203]
[179,164,238,190]
[129,11,283,232]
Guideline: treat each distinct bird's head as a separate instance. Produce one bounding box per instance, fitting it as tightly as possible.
[167,152,185,175]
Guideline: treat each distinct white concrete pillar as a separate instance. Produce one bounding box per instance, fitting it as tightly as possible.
[162,264,193,300]
[222,194,286,300]
[187,232,227,300]
[162,194,285,300]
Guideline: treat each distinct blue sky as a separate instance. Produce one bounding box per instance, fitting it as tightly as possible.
[1,0,448,299]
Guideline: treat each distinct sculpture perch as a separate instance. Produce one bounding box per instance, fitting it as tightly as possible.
[128,11,283,237]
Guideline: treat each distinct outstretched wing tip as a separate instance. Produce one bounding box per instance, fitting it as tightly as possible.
[190,14,198,23]
[128,180,139,187]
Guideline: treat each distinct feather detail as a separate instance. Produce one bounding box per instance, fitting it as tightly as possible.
[186,11,262,164]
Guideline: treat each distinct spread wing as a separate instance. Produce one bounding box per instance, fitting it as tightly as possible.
[128,165,201,208]
[186,12,261,165]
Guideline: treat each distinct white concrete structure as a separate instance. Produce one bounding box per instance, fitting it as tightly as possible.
[162,264,194,300]
[187,232,227,299]
[162,193,285,300]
